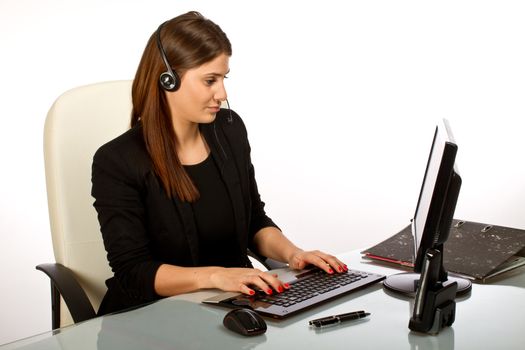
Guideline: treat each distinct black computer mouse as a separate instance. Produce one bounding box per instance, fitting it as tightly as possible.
[223,308,267,336]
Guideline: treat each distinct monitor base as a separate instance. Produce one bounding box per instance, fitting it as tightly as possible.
[383,272,472,297]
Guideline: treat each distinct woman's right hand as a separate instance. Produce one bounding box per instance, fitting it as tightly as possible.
[209,267,289,296]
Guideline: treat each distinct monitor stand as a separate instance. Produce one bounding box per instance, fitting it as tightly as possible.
[383,272,472,297]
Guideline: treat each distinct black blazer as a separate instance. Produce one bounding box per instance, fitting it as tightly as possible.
[91,109,278,315]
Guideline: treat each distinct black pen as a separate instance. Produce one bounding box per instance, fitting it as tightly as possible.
[309,311,371,328]
[310,310,365,325]
[309,310,366,323]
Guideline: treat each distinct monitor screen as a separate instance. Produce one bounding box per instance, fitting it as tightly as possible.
[382,119,471,296]
[412,119,461,273]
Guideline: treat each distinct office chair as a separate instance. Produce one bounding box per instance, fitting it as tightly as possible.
[38,80,285,330]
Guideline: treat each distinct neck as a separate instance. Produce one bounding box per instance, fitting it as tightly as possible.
[172,118,209,165]
[172,119,200,150]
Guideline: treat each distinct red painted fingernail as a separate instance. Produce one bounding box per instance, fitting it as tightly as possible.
[278,286,284,293]
[267,289,273,295]
[249,290,255,295]
[328,268,334,274]
[284,283,290,288]
[338,266,343,272]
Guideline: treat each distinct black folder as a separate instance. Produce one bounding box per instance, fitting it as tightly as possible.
[361,219,525,282]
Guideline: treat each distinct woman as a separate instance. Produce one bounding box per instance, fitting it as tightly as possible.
[92,11,347,315]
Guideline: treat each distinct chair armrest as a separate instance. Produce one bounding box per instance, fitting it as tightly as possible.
[36,263,96,328]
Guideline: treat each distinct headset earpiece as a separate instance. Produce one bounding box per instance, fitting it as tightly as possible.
[156,21,181,92]
[159,71,180,92]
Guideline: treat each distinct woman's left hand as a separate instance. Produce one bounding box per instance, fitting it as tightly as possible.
[287,250,348,274]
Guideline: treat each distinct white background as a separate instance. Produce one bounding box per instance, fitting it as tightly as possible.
[1,0,524,345]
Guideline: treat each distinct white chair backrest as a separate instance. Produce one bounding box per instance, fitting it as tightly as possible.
[44,80,133,326]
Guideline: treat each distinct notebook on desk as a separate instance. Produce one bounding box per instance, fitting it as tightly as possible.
[361,219,525,282]
[202,266,385,319]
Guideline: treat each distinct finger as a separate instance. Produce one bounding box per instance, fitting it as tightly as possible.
[224,268,263,296]
[251,271,285,294]
[333,257,348,272]
[306,251,348,273]
[259,272,287,293]
[302,252,343,274]
[245,273,273,295]
[240,284,257,296]
[321,255,348,273]
[301,253,335,274]
[337,259,349,272]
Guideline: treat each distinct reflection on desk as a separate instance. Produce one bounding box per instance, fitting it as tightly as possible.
[2,250,525,350]
[97,300,267,349]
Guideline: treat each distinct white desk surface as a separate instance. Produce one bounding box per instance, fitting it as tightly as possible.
[3,250,525,350]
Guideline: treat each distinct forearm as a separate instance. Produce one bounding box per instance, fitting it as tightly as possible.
[154,262,288,297]
[154,264,222,297]
[252,227,303,264]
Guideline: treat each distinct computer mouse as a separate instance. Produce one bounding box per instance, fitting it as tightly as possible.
[223,308,267,336]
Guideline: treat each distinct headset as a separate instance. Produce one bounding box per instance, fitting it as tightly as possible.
[156,20,232,124]
[156,21,181,92]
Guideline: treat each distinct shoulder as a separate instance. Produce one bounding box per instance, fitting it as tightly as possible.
[93,124,151,173]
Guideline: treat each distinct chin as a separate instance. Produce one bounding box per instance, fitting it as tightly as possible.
[201,113,217,124]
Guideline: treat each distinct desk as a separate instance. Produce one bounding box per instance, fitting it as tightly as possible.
[3,250,525,349]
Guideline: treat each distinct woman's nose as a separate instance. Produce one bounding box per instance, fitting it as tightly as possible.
[214,81,227,102]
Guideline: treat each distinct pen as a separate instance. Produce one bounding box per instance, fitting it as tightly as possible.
[309,311,371,328]
[309,310,366,323]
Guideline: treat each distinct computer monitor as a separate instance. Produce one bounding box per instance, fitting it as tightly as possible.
[383,119,472,297]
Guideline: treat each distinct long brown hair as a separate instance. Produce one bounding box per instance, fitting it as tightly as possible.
[131,11,232,201]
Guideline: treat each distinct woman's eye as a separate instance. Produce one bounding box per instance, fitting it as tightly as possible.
[205,78,216,85]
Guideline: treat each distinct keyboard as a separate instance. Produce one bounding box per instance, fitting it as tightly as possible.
[259,269,377,305]
[203,267,386,319]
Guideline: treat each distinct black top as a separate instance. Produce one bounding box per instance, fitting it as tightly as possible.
[92,109,279,315]
[184,155,242,267]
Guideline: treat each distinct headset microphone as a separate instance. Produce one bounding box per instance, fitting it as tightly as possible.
[156,21,181,92]
[225,99,233,124]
